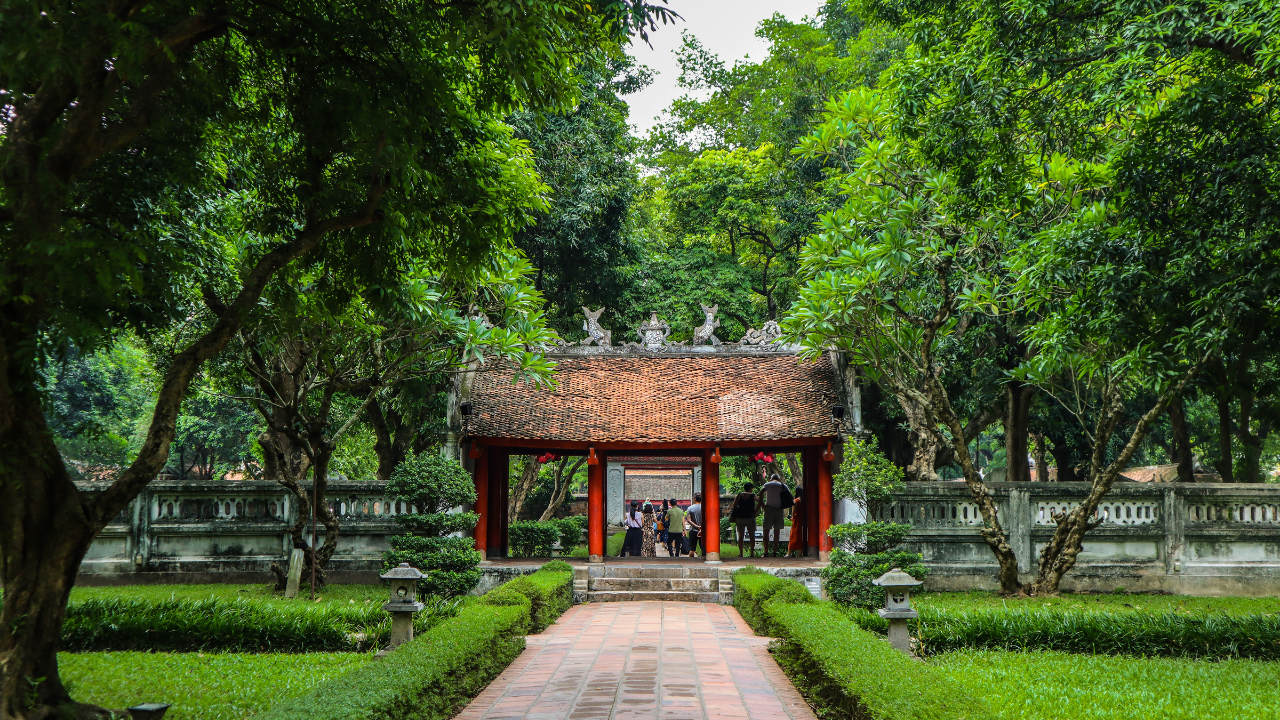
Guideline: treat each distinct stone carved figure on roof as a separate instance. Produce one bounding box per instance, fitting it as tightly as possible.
[636,312,672,349]
[692,303,722,346]
[740,320,783,346]
[581,306,612,346]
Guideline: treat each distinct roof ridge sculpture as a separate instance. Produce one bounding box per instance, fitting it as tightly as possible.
[546,306,794,356]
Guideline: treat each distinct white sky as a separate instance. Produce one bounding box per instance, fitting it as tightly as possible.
[624,0,829,137]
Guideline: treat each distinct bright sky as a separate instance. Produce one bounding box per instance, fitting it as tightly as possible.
[624,0,829,137]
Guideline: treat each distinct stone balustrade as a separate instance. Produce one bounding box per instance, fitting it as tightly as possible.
[79,479,401,584]
[881,481,1280,595]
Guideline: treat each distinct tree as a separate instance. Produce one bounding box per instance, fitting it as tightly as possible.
[382,453,482,598]
[0,2,675,715]
[510,52,649,337]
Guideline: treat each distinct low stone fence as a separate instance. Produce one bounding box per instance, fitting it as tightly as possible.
[882,481,1280,595]
[79,478,398,584]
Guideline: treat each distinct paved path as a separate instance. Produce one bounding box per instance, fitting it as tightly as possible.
[457,602,816,720]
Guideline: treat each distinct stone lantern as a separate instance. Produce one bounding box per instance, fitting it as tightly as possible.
[381,562,426,648]
[873,567,922,655]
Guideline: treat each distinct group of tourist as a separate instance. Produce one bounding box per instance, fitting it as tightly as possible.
[620,493,710,558]
[618,472,805,558]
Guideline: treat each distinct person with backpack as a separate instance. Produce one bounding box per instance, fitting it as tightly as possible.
[757,473,791,557]
[686,493,705,558]
[729,481,758,558]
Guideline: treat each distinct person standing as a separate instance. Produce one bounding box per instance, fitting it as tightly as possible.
[787,494,805,558]
[641,500,657,557]
[757,474,788,557]
[686,493,704,558]
[729,482,758,558]
[621,501,643,556]
[658,499,671,555]
[666,498,685,558]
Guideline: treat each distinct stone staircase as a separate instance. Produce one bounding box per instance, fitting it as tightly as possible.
[574,565,735,604]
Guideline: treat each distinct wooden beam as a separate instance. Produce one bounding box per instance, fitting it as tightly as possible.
[471,438,834,452]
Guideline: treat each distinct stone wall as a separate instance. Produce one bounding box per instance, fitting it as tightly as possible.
[883,481,1280,595]
[78,479,400,585]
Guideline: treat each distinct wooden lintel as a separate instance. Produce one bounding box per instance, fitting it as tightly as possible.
[470,437,835,453]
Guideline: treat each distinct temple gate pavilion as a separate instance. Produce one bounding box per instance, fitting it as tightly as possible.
[442,308,864,563]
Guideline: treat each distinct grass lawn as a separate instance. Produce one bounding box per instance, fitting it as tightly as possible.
[915,591,1280,616]
[67,584,387,605]
[60,651,375,720]
[936,649,1280,720]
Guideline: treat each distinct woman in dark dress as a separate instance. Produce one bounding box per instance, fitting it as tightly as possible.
[622,500,643,556]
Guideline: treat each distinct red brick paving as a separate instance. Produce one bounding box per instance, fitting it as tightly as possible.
[456,602,815,720]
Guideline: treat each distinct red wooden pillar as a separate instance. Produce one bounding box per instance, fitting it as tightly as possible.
[817,444,835,561]
[587,448,605,562]
[804,446,820,558]
[473,446,488,554]
[703,448,721,561]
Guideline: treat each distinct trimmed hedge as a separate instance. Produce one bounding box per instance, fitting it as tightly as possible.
[493,562,573,633]
[252,602,529,720]
[914,606,1280,661]
[765,603,994,720]
[58,596,460,652]
[253,561,576,720]
[732,568,814,636]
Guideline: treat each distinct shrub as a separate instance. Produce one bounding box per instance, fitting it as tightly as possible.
[732,569,813,636]
[827,521,911,554]
[823,549,927,609]
[833,438,904,517]
[551,516,586,549]
[382,453,481,597]
[502,566,573,632]
[915,606,1280,661]
[607,530,626,556]
[59,596,461,653]
[765,603,993,720]
[252,602,529,720]
[508,520,560,557]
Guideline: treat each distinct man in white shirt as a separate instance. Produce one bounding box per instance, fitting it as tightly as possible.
[757,474,788,557]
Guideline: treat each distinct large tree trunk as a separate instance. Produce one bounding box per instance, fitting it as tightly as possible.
[1169,398,1194,482]
[539,456,587,521]
[367,396,411,483]
[1003,383,1033,482]
[1034,433,1048,482]
[1211,360,1236,482]
[897,395,941,482]
[1031,362,1204,594]
[1046,432,1079,482]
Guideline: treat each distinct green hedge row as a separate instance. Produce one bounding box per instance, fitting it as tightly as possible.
[254,561,575,720]
[766,603,994,720]
[59,596,459,652]
[913,606,1280,661]
[732,567,992,720]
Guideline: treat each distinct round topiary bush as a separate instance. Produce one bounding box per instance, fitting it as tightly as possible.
[382,453,482,597]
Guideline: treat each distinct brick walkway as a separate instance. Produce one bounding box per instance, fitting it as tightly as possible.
[456,602,816,720]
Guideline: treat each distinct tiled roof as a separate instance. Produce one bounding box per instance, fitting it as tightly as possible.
[471,354,840,443]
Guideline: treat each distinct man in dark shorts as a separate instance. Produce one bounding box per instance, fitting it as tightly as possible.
[730,482,757,558]
[757,473,787,556]
[686,493,704,558]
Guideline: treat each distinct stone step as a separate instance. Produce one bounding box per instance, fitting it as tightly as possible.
[588,578,717,592]
[595,565,719,579]
[587,590,722,603]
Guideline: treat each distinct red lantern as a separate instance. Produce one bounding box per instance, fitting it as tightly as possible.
[764,454,774,464]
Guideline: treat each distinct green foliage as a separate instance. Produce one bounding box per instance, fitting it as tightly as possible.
[915,591,1280,616]
[914,606,1280,661]
[50,596,460,652]
[607,530,627,557]
[823,549,927,610]
[500,567,574,633]
[539,560,574,573]
[251,603,528,720]
[936,649,1280,720]
[387,455,476,514]
[508,521,560,557]
[61,651,376,720]
[384,453,481,597]
[731,570,815,636]
[550,516,587,550]
[827,522,912,554]
[764,603,994,720]
[833,439,904,515]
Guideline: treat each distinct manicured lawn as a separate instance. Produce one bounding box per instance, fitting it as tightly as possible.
[915,590,1280,616]
[936,649,1280,720]
[61,651,375,720]
[67,583,387,605]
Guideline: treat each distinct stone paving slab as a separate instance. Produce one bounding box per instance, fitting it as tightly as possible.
[456,602,816,720]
